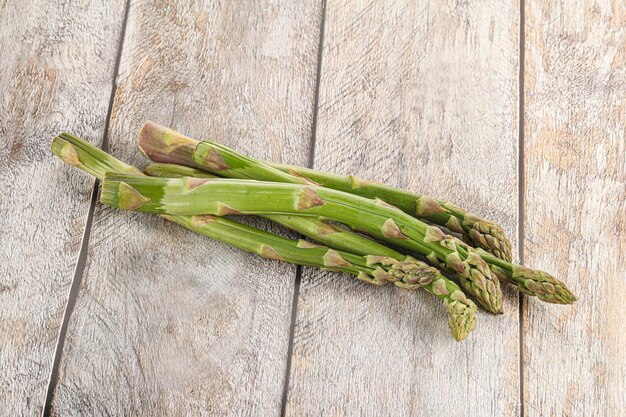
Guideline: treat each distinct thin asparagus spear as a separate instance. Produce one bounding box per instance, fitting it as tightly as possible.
[270,162,512,262]
[52,134,478,341]
[138,121,512,261]
[100,173,506,313]
[169,214,477,341]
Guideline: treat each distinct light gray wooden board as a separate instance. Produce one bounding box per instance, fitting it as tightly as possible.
[0,1,125,415]
[523,1,626,415]
[50,0,323,415]
[285,0,521,415]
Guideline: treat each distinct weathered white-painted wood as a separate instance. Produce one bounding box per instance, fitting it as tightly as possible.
[50,1,322,415]
[285,0,521,415]
[0,1,125,415]
[523,1,625,415]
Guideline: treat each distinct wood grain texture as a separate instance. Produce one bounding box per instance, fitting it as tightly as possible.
[50,1,322,415]
[285,0,521,415]
[0,1,125,415]
[523,1,626,415]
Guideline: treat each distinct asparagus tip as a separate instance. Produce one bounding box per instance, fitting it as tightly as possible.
[445,295,478,341]
[512,266,578,304]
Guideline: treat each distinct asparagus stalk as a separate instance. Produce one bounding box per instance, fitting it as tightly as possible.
[270,162,512,262]
[139,123,576,306]
[166,214,478,341]
[100,173,506,313]
[137,125,503,312]
[145,162,401,258]
[144,162,211,178]
[138,121,512,261]
[52,133,478,340]
[101,173,577,307]
[145,162,480,327]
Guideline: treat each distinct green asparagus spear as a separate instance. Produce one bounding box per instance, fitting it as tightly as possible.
[100,172,577,307]
[100,173,506,313]
[178,212,478,340]
[144,162,401,258]
[145,161,479,328]
[137,124,503,312]
[52,133,478,341]
[138,121,512,261]
[138,123,575,306]
[144,162,211,179]
[170,214,477,341]
[269,162,512,262]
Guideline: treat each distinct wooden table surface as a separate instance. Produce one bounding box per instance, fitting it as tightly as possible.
[2,0,624,416]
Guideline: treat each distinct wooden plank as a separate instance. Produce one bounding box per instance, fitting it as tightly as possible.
[285,0,521,415]
[0,1,126,415]
[523,1,626,415]
[50,0,323,415]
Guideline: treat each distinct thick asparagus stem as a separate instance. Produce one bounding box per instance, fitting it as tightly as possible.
[138,121,512,261]
[100,173,506,313]
[144,163,401,258]
[51,133,143,178]
[52,134,478,340]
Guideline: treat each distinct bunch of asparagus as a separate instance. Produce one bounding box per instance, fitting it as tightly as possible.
[51,122,577,341]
